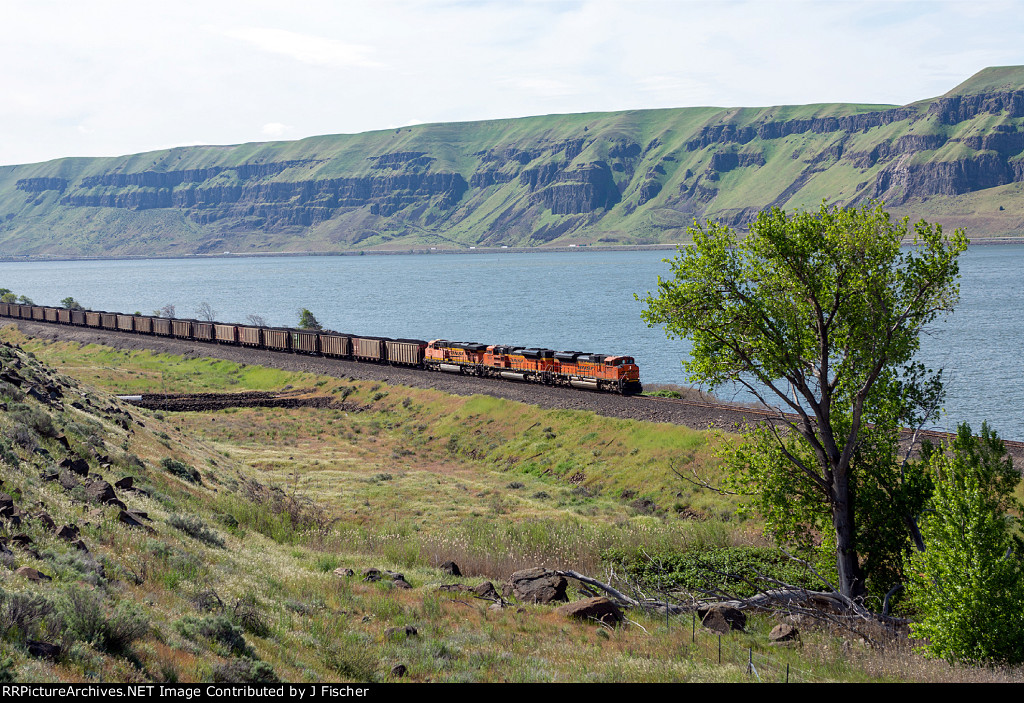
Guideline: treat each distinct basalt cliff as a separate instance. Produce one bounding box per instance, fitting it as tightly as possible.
[2,66,1024,257]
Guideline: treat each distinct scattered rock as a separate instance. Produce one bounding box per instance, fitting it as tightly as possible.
[26,640,61,660]
[390,664,407,678]
[699,606,746,633]
[59,457,90,476]
[118,509,153,531]
[84,479,117,504]
[15,566,50,582]
[58,471,80,491]
[504,567,568,604]
[472,582,499,601]
[333,567,355,578]
[114,476,134,490]
[57,524,80,541]
[556,597,624,625]
[440,561,461,576]
[34,512,55,531]
[362,568,382,582]
[769,623,800,644]
[393,578,412,590]
[384,625,418,639]
[10,534,33,548]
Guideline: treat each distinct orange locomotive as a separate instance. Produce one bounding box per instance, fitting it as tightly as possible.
[424,340,642,394]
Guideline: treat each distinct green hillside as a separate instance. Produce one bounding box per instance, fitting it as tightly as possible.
[2,66,1024,257]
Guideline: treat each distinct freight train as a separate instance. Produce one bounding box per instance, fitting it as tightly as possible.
[0,302,643,394]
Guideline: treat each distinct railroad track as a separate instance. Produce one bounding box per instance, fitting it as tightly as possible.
[7,318,1024,458]
[643,393,1024,452]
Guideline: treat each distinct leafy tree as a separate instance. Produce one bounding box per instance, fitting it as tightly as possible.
[60,296,84,310]
[639,203,967,600]
[0,293,15,304]
[297,308,322,330]
[907,422,1024,663]
[17,295,34,305]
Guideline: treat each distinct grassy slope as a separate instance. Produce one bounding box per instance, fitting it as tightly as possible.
[1,328,1020,683]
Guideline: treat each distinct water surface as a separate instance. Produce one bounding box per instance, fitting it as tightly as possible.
[0,246,1019,439]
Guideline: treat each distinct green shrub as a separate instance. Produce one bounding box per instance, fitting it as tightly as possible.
[213,657,279,683]
[907,423,1024,664]
[603,545,829,597]
[161,458,202,484]
[168,514,225,548]
[58,587,149,654]
[0,591,57,644]
[176,615,251,657]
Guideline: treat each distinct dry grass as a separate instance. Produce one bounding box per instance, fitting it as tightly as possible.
[2,330,1021,683]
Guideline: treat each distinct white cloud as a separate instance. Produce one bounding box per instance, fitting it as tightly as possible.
[216,26,383,69]
[261,122,292,137]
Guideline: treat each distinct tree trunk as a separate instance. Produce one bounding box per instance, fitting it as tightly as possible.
[833,474,866,601]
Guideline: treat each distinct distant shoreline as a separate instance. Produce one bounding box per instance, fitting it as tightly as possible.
[0,237,1020,264]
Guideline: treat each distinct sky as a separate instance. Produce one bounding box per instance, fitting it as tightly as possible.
[1,0,1022,167]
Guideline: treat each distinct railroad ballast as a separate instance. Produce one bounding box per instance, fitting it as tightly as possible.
[0,303,642,395]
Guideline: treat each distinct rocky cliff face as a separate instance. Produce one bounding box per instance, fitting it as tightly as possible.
[3,66,1024,256]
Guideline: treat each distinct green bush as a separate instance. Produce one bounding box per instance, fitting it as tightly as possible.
[58,587,149,654]
[907,423,1024,663]
[176,615,251,657]
[168,514,225,548]
[213,657,279,683]
[161,458,202,484]
[0,590,57,644]
[603,545,830,597]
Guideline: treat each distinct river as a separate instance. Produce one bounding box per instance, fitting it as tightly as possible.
[0,245,1020,439]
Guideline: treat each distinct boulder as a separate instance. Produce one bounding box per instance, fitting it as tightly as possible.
[118,509,152,530]
[15,566,50,582]
[59,457,90,476]
[390,664,407,678]
[504,568,568,604]
[333,568,355,578]
[440,561,462,576]
[699,606,746,633]
[471,582,499,601]
[556,597,624,625]
[56,524,80,541]
[34,512,56,531]
[114,476,134,490]
[84,480,117,504]
[769,623,800,643]
[27,640,61,660]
